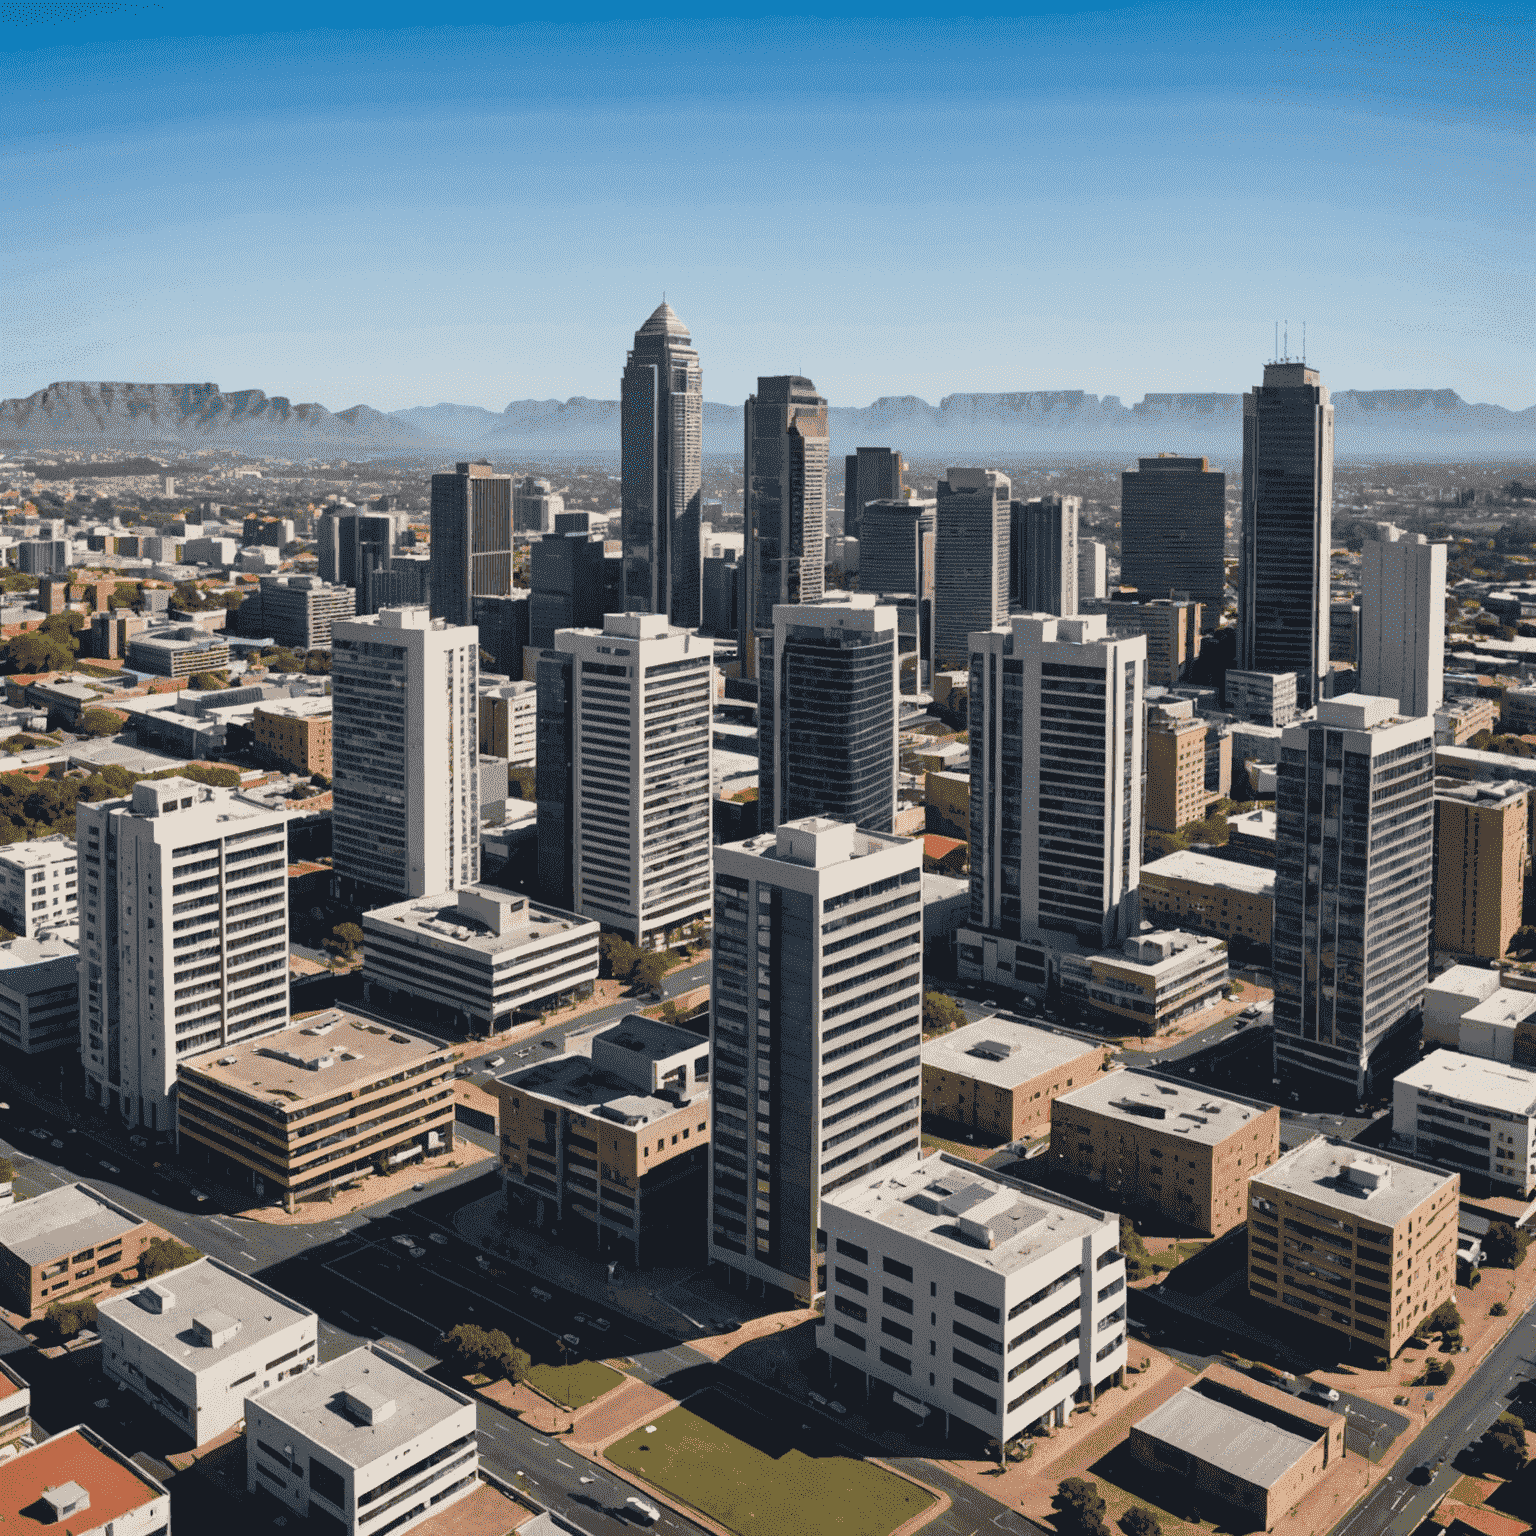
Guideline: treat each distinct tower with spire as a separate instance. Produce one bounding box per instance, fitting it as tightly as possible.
[621,302,704,627]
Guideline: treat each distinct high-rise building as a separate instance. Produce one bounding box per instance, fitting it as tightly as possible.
[1079,539,1107,602]
[1359,522,1446,719]
[934,468,1010,667]
[1273,696,1435,1099]
[77,777,290,1133]
[743,376,830,663]
[621,303,704,627]
[530,527,618,649]
[470,592,529,678]
[1120,455,1227,611]
[331,607,480,902]
[1145,697,1228,832]
[236,574,356,650]
[758,596,900,835]
[1081,597,1201,688]
[1011,495,1080,616]
[709,818,923,1301]
[513,476,564,536]
[859,499,935,602]
[1434,778,1529,962]
[1239,363,1334,708]
[429,461,513,628]
[539,613,712,946]
[842,447,904,542]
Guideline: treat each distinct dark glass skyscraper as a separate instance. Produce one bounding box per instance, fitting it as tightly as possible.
[1010,495,1080,615]
[429,461,513,629]
[842,446,904,542]
[1120,454,1226,611]
[621,303,703,627]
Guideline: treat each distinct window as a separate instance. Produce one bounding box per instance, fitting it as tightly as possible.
[308,1457,346,1507]
[882,1286,913,1314]
[879,1347,912,1375]
[834,1267,868,1295]
[952,1378,996,1413]
[953,1347,1000,1383]
[834,1296,867,1323]
[836,1239,867,1263]
[833,1325,865,1351]
[954,1291,1000,1324]
[882,1256,913,1282]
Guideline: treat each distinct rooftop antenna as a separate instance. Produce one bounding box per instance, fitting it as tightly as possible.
[1284,320,1289,361]
[1302,320,1307,363]
[1274,322,1279,362]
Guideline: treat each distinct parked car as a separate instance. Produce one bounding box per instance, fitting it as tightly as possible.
[529,1286,552,1303]
[407,1247,425,1259]
[392,1235,417,1248]
[561,1332,581,1350]
[428,1233,448,1246]
[486,1056,505,1069]
[592,1317,612,1333]
[624,1495,661,1525]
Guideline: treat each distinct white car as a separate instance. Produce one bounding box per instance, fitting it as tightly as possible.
[625,1496,661,1525]
[591,1317,612,1333]
[486,1056,505,1069]
[429,1233,448,1246]
[392,1235,417,1248]
[100,1161,121,1175]
[561,1332,580,1350]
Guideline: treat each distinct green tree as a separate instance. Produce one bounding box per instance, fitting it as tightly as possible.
[1052,1478,1110,1536]
[1427,1299,1462,1336]
[328,922,365,959]
[1121,1509,1161,1536]
[1120,1217,1154,1282]
[189,671,227,691]
[140,1236,202,1279]
[599,934,640,981]
[78,707,126,738]
[43,1297,97,1344]
[1477,1414,1528,1476]
[1484,1221,1531,1268]
[633,951,671,996]
[0,630,74,674]
[922,991,966,1034]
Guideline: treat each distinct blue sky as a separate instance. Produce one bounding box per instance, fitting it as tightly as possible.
[4,3,1531,412]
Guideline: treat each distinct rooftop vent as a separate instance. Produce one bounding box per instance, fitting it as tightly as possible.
[967,1039,1020,1063]
[192,1310,241,1348]
[1341,1156,1392,1194]
[1120,1100,1166,1120]
[136,1283,176,1315]
[41,1483,90,1521]
[341,1386,396,1426]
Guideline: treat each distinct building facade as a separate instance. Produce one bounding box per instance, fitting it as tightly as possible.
[1434,778,1529,961]
[513,476,564,535]
[1083,598,1202,688]
[859,499,935,604]
[0,1182,150,1316]
[1145,698,1225,832]
[1393,1051,1536,1198]
[251,575,357,651]
[0,937,80,1055]
[1139,850,1275,947]
[478,680,538,766]
[429,461,513,629]
[1059,931,1229,1035]
[934,469,1010,667]
[843,447,904,542]
[1226,669,1298,728]
[1011,495,1080,616]
[0,835,77,938]
[251,698,333,777]
[1359,523,1446,719]
[1119,454,1227,611]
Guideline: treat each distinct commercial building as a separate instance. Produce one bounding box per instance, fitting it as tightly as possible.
[925,770,969,844]
[621,303,704,628]
[1120,454,1227,611]
[1434,778,1528,961]
[99,1256,318,1445]
[429,460,513,629]
[470,590,528,679]
[1330,600,1360,663]
[0,936,79,1055]
[529,524,618,648]
[177,1010,455,1201]
[1238,362,1334,709]
[1079,539,1107,602]
[818,1150,1126,1441]
[478,679,537,766]
[1140,850,1275,946]
[126,626,231,678]
[1059,931,1229,1035]
[843,447,904,542]
[1393,1050,1536,1198]
[1502,685,1536,736]
[251,696,333,777]
[90,609,148,660]
[922,1017,1103,1142]
[1226,669,1298,728]
[361,887,598,1036]
[1145,698,1227,832]
[709,819,924,1301]
[758,596,900,835]
[0,834,76,938]
[245,574,357,651]
[0,1427,168,1536]
[1130,1364,1344,1531]
[1010,496,1079,617]
[513,476,564,536]
[245,1344,478,1536]
[331,607,480,901]
[1247,1137,1458,1356]
[1273,696,1436,1100]
[859,499,935,604]
[934,468,1011,667]
[492,1014,709,1265]
[1050,1071,1280,1237]
[78,777,290,1133]
[1359,522,1446,719]
[1226,805,1278,865]
[0,1181,150,1316]
[0,1361,29,1451]
[1436,696,1498,747]
[1083,597,1201,689]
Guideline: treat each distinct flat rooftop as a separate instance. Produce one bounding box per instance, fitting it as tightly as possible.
[821,1149,1110,1279]
[1427,965,1504,1006]
[1254,1136,1455,1228]
[252,1345,472,1469]
[0,1182,142,1266]
[0,837,74,868]
[1135,1383,1320,1490]
[0,936,78,978]
[98,1257,313,1365]
[498,1051,691,1129]
[1054,1070,1271,1148]
[1397,1050,1536,1117]
[922,1016,1099,1091]
[363,887,594,958]
[1227,807,1277,841]
[253,696,333,720]
[0,1427,165,1533]
[1141,849,1275,897]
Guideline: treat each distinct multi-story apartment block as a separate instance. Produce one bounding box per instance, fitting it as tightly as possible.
[1434,778,1529,961]
[1050,1070,1280,1237]
[818,1150,1126,1440]
[0,937,80,1054]
[0,834,76,937]
[0,1182,150,1316]
[1082,597,1201,688]
[1501,685,1536,736]
[1436,695,1498,747]
[0,1427,169,1536]
[245,574,357,651]
[1145,698,1225,832]
[77,777,290,1134]
[1246,1136,1458,1356]
[1010,495,1079,616]
[1393,1050,1536,1198]
[478,679,538,766]
[1119,454,1227,611]
[0,1362,29,1453]
[429,460,513,629]
[709,818,923,1301]
[1139,850,1275,947]
[1226,669,1298,728]
[530,525,617,648]
[1079,539,1107,602]
[934,468,1010,667]
[843,447,904,542]
[251,697,333,777]
[1059,931,1229,1035]
[1360,522,1446,719]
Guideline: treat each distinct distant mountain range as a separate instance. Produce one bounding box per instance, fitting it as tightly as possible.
[3,379,1532,460]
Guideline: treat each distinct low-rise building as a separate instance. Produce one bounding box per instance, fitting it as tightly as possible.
[1246,1137,1458,1356]
[0,1426,169,1535]
[247,574,357,650]
[1140,850,1274,946]
[126,626,231,678]
[921,1017,1103,1142]
[1423,964,1505,1045]
[251,696,333,777]
[924,770,969,844]
[0,936,78,1054]
[1226,670,1298,728]
[1502,684,1536,736]
[99,1256,319,1446]
[1059,931,1228,1034]
[818,1150,1126,1442]
[1434,778,1529,961]
[1225,806,1277,866]
[0,1360,30,1451]
[177,1011,455,1203]
[1130,1363,1345,1531]
[245,1344,478,1536]
[1050,1071,1279,1236]
[0,834,77,938]
[0,1181,150,1316]
[492,1015,710,1267]
[1393,1050,1536,1198]
[478,680,537,767]
[1436,695,1498,746]
[362,887,599,1037]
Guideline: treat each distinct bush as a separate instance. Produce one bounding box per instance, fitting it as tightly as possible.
[77,707,126,738]
[1492,1300,1509,1316]
[1052,1478,1110,1536]
[0,1157,11,1183]
[922,990,967,1034]
[1484,1222,1531,1268]
[599,934,640,982]
[1121,1509,1161,1536]
[1121,1218,1153,1282]
[441,1323,529,1383]
[1477,1418,1528,1476]
[140,1236,202,1279]
[1428,1300,1463,1334]
[632,951,671,996]
[326,922,365,960]
[189,671,227,691]
[44,1298,97,1343]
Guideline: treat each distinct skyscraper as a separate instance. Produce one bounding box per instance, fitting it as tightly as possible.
[429,461,513,629]
[934,468,1010,667]
[621,303,704,628]
[1273,695,1434,1099]
[331,607,481,902]
[1011,495,1080,616]
[742,376,830,664]
[512,476,564,536]
[859,499,935,602]
[842,447,904,542]
[1359,522,1446,718]
[1239,363,1334,708]
[758,596,900,835]
[709,817,923,1301]
[1120,455,1227,610]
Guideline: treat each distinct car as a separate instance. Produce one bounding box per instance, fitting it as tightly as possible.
[828,1400,847,1416]
[454,1067,471,1078]
[475,1255,492,1270]
[30,1129,48,1141]
[412,1183,424,1192]
[128,1135,148,1149]
[591,1317,612,1333]
[1305,1384,1341,1403]
[99,1161,120,1175]
[1239,1005,1263,1020]
[807,1390,829,1408]
[407,1247,426,1259]
[561,1332,580,1349]
[624,1495,661,1525]
[392,1235,417,1247]
[486,1056,505,1068]
[428,1233,448,1246]
[190,1189,207,1202]
[529,1286,552,1303]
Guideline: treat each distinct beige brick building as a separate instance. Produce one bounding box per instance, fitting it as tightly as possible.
[251,697,333,777]
[0,1183,151,1317]
[1140,849,1275,946]
[1434,778,1529,960]
[1145,699,1229,832]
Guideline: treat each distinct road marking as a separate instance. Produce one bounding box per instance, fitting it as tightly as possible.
[240,1251,257,1262]
[556,1457,574,1468]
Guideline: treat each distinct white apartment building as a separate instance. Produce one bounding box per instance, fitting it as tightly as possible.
[99,1256,318,1446]
[332,607,480,901]
[479,679,537,767]
[1225,670,1298,728]
[710,818,924,1301]
[1394,1049,1536,1198]
[1359,522,1446,719]
[820,1149,1126,1443]
[0,936,78,1054]
[246,1344,478,1536]
[77,777,290,1134]
[0,835,77,938]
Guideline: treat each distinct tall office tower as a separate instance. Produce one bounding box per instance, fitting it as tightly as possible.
[1359,522,1446,719]
[78,777,290,1133]
[429,461,514,628]
[859,499,935,601]
[471,592,529,679]
[969,614,1145,949]
[1011,495,1080,615]
[1434,779,1529,962]
[742,376,830,665]
[709,818,923,1301]
[1120,455,1227,611]
[331,607,480,902]
[621,303,704,627]
[842,447,904,542]
[541,613,712,945]
[758,596,899,835]
[1079,539,1107,601]
[1239,363,1334,708]
[513,476,564,536]
[317,507,357,586]
[934,468,1010,667]
[530,528,613,648]
[1273,696,1434,1100]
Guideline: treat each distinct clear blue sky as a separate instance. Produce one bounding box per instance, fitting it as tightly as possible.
[4,2,1531,412]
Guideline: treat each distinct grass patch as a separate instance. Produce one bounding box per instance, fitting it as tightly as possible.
[608,1389,933,1536]
[1148,1240,1210,1272]
[920,1128,994,1163]
[525,1359,624,1410]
